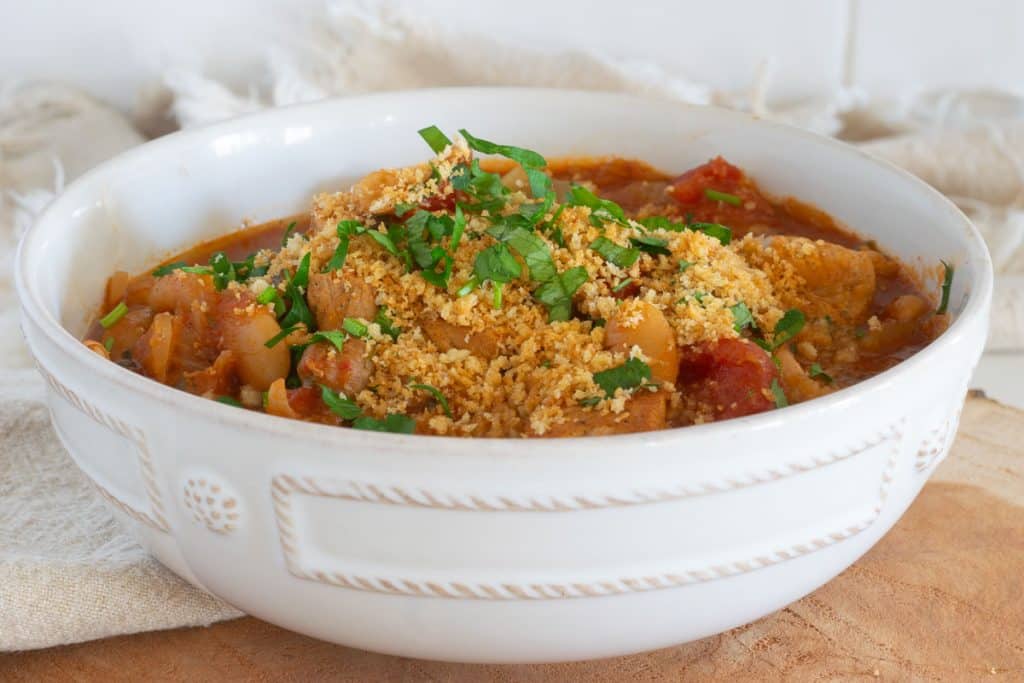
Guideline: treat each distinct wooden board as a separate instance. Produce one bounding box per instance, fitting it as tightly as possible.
[4,394,1023,681]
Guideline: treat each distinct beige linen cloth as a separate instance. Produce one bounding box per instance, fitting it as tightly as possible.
[3,6,1024,651]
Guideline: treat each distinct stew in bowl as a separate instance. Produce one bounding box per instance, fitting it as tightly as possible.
[84,126,953,438]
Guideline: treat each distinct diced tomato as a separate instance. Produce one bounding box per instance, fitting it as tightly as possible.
[668,156,745,206]
[419,188,456,213]
[677,338,777,419]
[286,386,326,417]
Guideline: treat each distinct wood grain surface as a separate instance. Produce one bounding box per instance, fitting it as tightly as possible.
[3,394,1022,681]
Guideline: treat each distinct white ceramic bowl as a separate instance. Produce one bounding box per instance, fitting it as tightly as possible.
[16,89,992,663]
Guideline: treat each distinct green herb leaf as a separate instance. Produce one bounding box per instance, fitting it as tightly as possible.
[257,286,285,317]
[264,324,299,348]
[320,385,362,421]
[589,236,640,268]
[309,329,347,352]
[678,259,693,272]
[770,309,806,349]
[488,224,557,283]
[374,307,402,340]
[691,222,732,245]
[418,125,452,153]
[578,396,602,407]
[342,318,368,338]
[639,216,687,232]
[808,363,834,384]
[281,221,297,247]
[612,278,634,293]
[215,395,244,408]
[770,378,788,408]
[474,243,522,285]
[394,202,416,217]
[458,129,546,170]
[209,251,236,290]
[568,185,627,226]
[324,220,362,272]
[593,357,652,397]
[365,229,400,257]
[450,204,466,251]
[937,260,954,314]
[352,413,417,434]
[99,301,128,329]
[152,261,188,277]
[730,302,755,332]
[256,287,278,305]
[629,235,671,256]
[292,252,311,290]
[408,382,452,418]
[456,276,479,298]
[532,266,588,322]
[705,188,742,206]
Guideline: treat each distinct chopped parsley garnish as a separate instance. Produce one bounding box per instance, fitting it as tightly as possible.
[937,260,954,314]
[256,286,285,316]
[292,251,311,289]
[418,125,452,153]
[352,413,417,434]
[629,235,671,256]
[152,261,187,277]
[342,317,369,338]
[678,259,693,272]
[533,266,588,321]
[638,216,687,232]
[209,251,236,290]
[451,159,509,212]
[215,396,244,408]
[278,254,315,332]
[150,262,213,277]
[612,278,634,293]
[568,185,628,226]
[320,385,362,421]
[309,329,347,352]
[394,202,416,217]
[281,221,298,246]
[324,220,362,272]
[730,302,755,332]
[374,307,402,340]
[458,128,551,199]
[809,363,834,384]
[770,378,788,408]
[405,208,465,289]
[364,229,400,257]
[592,357,652,397]
[691,222,732,245]
[408,382,452,418]
[487,223,557,282]
[473,243,522,308]
[99,301,128,329]
[769,309,806,349]
[578,396,602,407]
[264,324,299,348]
[456,276,479,297]
[589,236,640,268]
[705,188,742,206]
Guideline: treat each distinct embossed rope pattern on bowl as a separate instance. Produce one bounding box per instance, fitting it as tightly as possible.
[36,362,170,533]
[270,424,902,600]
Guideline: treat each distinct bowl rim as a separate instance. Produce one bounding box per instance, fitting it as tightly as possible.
[14,87,994,454]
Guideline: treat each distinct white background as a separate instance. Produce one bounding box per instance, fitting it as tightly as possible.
[1,0,1021,112]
